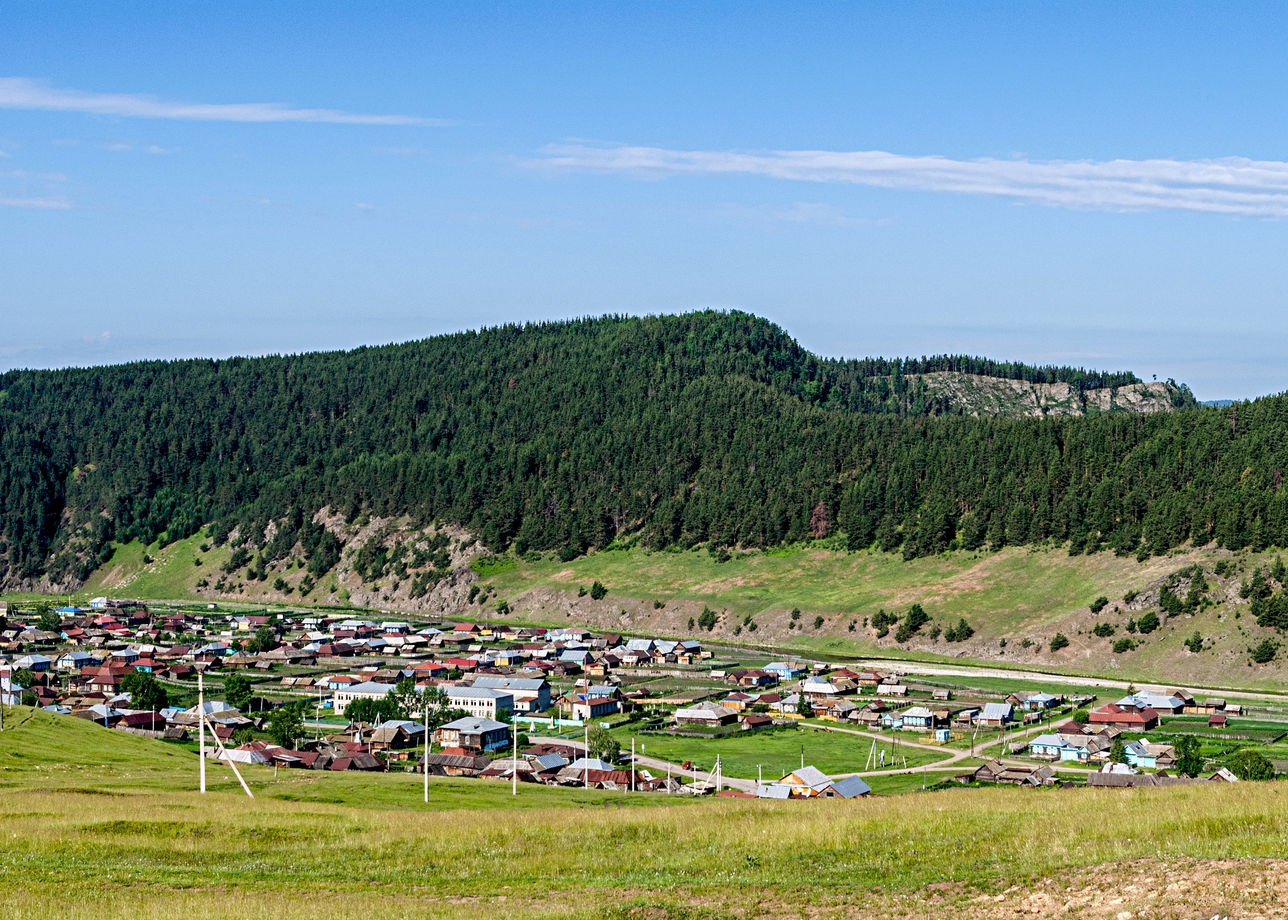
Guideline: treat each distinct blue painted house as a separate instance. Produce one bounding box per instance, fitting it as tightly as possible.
[765,661,805,681]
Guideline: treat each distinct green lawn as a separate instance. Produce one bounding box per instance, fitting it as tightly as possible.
[5,707,1288,918]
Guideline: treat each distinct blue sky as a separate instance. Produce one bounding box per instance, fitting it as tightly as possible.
[3,3,1288,398]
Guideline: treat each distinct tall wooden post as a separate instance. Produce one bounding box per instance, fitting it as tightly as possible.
[197,669,207,794]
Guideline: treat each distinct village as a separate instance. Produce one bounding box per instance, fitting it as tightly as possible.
[0,596,1277,798]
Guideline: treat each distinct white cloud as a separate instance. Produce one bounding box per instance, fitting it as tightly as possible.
[533,143,1288,218]
[0,195,70,210]
[0,78,446,126]
[101,141,181,154]
[1,168,67,182]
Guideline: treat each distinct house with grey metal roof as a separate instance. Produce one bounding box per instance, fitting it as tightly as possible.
[433,716,510,753]
[979,702,1014,726]
[472,675,551,712]
[447,685,514,719]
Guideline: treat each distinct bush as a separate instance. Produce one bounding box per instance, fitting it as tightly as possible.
[1089,596,1109,614]
[1250,638,1279,664]
[1184,630,1203,653]
[895,604,930,643]
[1122,589,1139,604]
[1136,611,1160,634]
[589,581,607,600]
[1092,622,1115,638]
[697,607,718,631]
[1228,749,1275,781]
[1049,633,1070,652]
[1112,638,1136,654]
[812,615,824,629]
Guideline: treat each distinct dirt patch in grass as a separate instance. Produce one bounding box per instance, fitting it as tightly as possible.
[607,858,1288,919]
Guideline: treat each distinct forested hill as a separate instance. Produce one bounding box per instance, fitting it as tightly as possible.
[0,310,1260,593]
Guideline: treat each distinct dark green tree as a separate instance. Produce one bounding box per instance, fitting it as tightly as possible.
[586,723,620,763]
[121,670,168,711]
[1174,735,1203,777]
[223,673,253,711]
[1227,749,1274,781]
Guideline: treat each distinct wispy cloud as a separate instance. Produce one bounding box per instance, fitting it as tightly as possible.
[0,78,446,126]
[102,141,180,154]
[0,195,70,210]
[0,166,70,209]
[534,143,1288,218]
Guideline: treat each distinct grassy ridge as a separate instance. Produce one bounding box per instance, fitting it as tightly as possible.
[480,542,1288,690]
[3,708,1288,918]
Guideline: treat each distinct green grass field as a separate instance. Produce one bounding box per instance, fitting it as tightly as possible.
[476,541,1288,691]
[5,707,1288,918]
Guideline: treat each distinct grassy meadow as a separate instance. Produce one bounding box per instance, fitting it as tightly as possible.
[4,707,1288,919]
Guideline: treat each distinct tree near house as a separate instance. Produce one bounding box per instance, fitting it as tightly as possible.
[269,703,303,749]
[121,670,168,712]
[223,673,253,711]
[1109,739,1127,764]
[1174,735,1203,777]
[36,607,60,633]
[586,723,620,764]
[796,691,813,718]
[247,626,278,654]
[345,696,400,725]
[1228,749,1275,781]
[11,669,35,691]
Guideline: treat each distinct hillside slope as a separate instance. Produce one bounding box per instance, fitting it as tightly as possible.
[41,524,1288,690]
[0,310,1264,602]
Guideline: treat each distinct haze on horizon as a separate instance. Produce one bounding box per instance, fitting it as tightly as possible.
[3,3,1287,401]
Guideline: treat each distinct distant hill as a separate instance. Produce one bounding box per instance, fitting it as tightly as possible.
[0,310,1277,596]
[1203,399,1238,408]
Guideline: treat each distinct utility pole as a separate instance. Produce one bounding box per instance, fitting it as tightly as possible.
[198,669,207,794]
[630,738,635,793]
[423,698,430,804]
[583,724,589,789]
[512,721,518,797]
